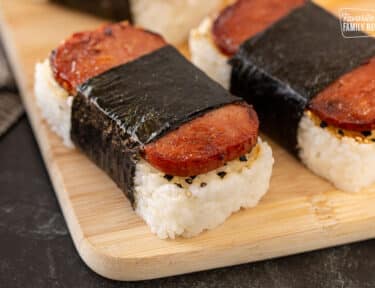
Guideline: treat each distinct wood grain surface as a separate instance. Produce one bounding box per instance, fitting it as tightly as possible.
[0,0,375,281]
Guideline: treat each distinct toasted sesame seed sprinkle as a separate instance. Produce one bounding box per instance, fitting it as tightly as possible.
[200,182,207,188]
[185,178,193,184]
[307,111,374,143]
[175,183,183,188]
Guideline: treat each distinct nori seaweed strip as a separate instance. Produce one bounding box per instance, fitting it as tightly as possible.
[230,2,375,154]
[71,45,241,205]
[51,0,132,22]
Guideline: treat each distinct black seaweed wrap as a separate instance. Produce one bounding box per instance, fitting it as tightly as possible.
[71,45,241,205]
[51,0,132,22]
[230,2,375,154]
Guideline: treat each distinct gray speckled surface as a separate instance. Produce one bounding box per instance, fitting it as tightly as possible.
[0,43,23,137]
[2,117,375,288]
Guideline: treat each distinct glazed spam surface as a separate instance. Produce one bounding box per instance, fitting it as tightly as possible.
[143,103,259,177]
[212,0,305,56]
[50,22,166,95]
[309,57,375,132]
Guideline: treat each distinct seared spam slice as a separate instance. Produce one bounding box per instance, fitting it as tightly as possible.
[212,0,305,55]
[144,103,259,176]
[51,22,167,95]
[309,57,375,132]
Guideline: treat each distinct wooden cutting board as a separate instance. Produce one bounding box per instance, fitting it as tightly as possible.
[1,0,375,281]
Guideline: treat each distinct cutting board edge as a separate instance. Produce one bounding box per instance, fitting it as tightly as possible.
[77,218,375,281]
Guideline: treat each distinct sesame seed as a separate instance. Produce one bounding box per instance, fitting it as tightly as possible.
[320,121,328,128]
[164,174,173,181]
[200,182,207,188]
[338,129,344,136]
[175,183,183,188]
[185,178,193,184]
[217,171,227,179]
[361,130,372,137]
[239,155,247,162]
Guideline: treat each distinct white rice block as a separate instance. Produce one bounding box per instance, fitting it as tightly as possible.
[131,0,223,45]
[189,16,231,88]
[298,113,375,192]
[34,59,73,147]
[135,139,274,239]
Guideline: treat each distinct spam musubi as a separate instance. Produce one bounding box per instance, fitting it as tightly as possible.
[229,2,375,192]
[189,0,305,88]
[34,22,274,239]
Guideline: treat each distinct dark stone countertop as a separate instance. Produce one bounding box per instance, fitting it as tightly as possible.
[1,116,375,288]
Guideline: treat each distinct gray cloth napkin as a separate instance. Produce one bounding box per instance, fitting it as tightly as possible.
[0,41,23,137]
